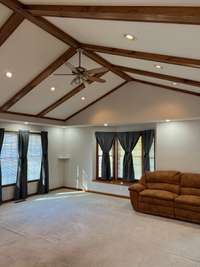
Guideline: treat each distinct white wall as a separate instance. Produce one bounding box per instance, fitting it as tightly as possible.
[1,122,65,201]
[63,126,130,196]
[2,119,200,200]
[156,120,200,173]
[63,120,200,197]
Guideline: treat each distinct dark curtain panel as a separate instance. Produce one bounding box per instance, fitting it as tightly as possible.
[95,132,115,180]
[117,132,141,181]
[142,130,155,172]
[15,130,29,200]
[38,131,49,194]
[0,129,4,204]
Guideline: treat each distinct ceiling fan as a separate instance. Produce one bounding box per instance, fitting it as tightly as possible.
[54,49,108,86]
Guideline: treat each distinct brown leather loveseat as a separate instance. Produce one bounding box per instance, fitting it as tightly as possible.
[129,171,200,224]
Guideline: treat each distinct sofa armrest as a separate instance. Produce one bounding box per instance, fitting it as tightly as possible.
[129,183,146,193]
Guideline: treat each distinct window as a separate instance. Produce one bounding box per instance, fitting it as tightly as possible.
[97,144,114,179]
[1,133,18,185]
[27,134,42,181]
[96,131,155,184]
[132,137,142,179]
[118,137,142,180]
[149,139,155,171]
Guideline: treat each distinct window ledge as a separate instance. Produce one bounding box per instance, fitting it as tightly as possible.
[92,179,138,187]
[2,179,39,187]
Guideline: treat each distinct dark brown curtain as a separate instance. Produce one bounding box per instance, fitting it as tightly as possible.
[117,132,141,181]
[0,129,4,204]
[15,130,29,200]
[142,130,155,172]
[38,131,49,194]
[95,132,115,180]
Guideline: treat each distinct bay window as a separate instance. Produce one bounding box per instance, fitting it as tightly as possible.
[96,130,155,183]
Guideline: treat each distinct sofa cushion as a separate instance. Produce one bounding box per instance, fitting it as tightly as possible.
[147,182,179,194]
[181,187,200,197]
[145,171,180,184]
[145,171,181,194]
[140,189,177,201]
[175,195,200,207]
[180,173,200,197]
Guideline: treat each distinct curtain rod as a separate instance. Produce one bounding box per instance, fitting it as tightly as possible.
[5,130,41,135]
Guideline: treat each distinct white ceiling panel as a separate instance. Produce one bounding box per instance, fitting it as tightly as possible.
[46,72,123,119]
[21,0,200,6]
[127,72,200,94]
[98,53,200,82]
[9,53,100,114]
[46,17,200,59]
[0,3,12,27]
[0,20,68,106]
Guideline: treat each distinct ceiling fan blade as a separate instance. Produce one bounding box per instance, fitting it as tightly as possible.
[86,67,108,75]
[54,73,75,76]
[87,75,106,83]
[65,62,78,74]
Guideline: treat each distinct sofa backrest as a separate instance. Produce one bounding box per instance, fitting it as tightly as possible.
[180,173,200,196]
[144,171,181,194]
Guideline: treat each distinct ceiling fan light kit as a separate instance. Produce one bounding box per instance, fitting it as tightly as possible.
[54,49,108,86]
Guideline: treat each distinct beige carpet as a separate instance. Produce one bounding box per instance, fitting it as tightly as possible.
[0,189,200,267]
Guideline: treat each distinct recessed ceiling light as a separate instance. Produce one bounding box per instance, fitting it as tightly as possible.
[154,65,162,69]
[6,71,13,78]
[124,34,135,40]
[165,119,171,122]
[24,122,29,125]
[172,82,177,85]
[104,123,108,127]
[51,87,55,91]
[81,96,85,101]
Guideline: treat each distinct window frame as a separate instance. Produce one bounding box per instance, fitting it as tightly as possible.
[1,131,42,187]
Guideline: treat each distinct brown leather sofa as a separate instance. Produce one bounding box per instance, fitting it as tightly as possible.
[129,171,200,224]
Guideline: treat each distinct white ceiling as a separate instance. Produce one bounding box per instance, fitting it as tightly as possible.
[21,0,200,6]
[9,53,101,114]
[0,3,12,27]
[0,2,200,124]
[126,73,200,94]
[46,17,200,59]
[98,53,200,83]
[0,19,68,105]
[47,72,123,119]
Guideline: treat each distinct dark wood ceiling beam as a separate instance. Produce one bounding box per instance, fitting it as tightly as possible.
[1,110,65,122]
[0,1,130,82]
[83,50,132,81]
[0,12,24,47]
[134,79,200,97]
[0,47,77,111]
[82,43,200,69]
[25,5,200,25]
[115,65,200,88]
[65,81,128,121]
[0,0,80,48]
[37,72,108,117]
